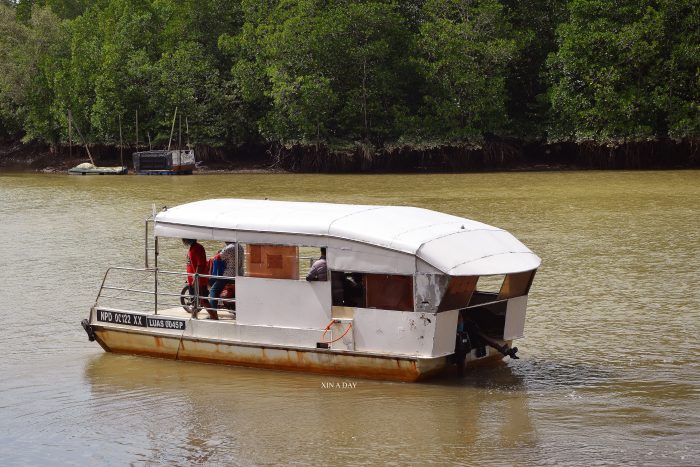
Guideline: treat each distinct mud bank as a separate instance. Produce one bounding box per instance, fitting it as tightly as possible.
[0,142,274,173]
[1,139,698,173]
[270,139,699,172]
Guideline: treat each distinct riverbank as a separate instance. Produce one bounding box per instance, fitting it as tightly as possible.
[0,141,277,174]
[1,139,697,173]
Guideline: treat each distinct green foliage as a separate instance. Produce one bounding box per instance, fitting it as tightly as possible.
[0,0,697,149]
[35,0,246,146]
[15,0,90,21]
[415,0,517,142]
[548,0,700,143]
[321,1,417,143]
[224,0,417,144]
[89,0,161,142]
[502,0,569,140]
[0,4,68,142]
[0,3,27,133]
[661,0,700,140]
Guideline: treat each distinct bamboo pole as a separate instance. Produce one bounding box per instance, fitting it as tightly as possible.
[167,107,178,151]
[178,113,182,151]
[70,112,95,166]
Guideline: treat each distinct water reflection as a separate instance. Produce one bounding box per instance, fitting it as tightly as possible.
[84,354,539,465]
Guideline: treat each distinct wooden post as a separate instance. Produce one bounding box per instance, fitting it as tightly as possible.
[71,115,95,166]
[167,107,178,151]
[67,110,72,159]
[135,109,139,149]
[118,114,124,167]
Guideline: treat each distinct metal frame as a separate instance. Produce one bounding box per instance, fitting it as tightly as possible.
[94,266,237,316]
[144,205,161,312]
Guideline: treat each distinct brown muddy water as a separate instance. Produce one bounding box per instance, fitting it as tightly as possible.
[0,171,698,465]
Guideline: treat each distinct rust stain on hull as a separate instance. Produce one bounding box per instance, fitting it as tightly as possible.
[94,328,441,381]
[93,327,501,381]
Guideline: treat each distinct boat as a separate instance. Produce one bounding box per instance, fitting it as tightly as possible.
[80,199,541,381]
[132,149,195,175]
[67,162,128,175]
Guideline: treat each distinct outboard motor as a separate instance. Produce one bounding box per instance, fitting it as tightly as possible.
[453,319,488,375]
[452,318,519,376]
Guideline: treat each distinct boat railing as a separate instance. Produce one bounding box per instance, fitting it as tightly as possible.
[463,298,509,309]
[94,266,236,315]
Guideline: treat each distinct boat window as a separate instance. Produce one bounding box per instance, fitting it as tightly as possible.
[467,274,506,306]
[475,275,506,294]
[242,244,300,280]
[299,246,327,281]
[331,271,366,307]
[437,276,478,312]
[365,274,414,311]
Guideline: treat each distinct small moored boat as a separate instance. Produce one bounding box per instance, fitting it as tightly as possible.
[81,199,541,381]
[132,149,195,175]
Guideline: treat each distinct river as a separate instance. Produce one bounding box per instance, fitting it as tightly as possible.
[0,170,698,465]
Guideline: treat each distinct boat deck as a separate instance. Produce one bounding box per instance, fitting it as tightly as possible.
[158,306,236,321]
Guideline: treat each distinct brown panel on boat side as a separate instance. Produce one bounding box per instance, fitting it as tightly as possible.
[364,274,413,312]
[498,270,536,299]
[437,276,478,312]
[245,244,299,280]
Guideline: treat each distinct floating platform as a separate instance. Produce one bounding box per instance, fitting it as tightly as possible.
[67,163,127,175]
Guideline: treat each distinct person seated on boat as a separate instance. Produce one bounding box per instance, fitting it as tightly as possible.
[306,248,327,281]
[207,249,225,308]
[209,242,237,309]
[182,238,215,319]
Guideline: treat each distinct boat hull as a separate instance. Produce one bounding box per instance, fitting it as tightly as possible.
[92,326,453,382]
[67,166,128,175]
[135,165,194,175]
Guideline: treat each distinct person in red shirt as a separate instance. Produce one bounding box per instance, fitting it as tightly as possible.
[182,239,216,319]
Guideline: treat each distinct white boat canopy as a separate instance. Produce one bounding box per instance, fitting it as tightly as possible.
[154,199,541,276]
